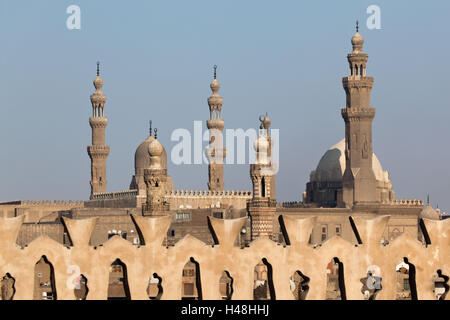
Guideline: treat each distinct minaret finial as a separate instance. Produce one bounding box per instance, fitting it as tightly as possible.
[356,20,359,33]
[214,65,217,80]
[154,128,158,140]
[149,120,152,136]
[97,61,100,76]
[427,194,430,206]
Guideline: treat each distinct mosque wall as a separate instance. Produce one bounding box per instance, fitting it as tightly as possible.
[0,215,448,300]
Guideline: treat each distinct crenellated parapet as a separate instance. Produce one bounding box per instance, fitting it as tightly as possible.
[0,215,447,300]
[2,200,84,208]
[166,190,252,197]
[91,190,139,200]
[391,199,424,206]
[165,190,253,210]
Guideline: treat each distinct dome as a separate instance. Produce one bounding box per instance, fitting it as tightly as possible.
[149,139,163,157]
[93,76,103,90]
[420,205,441,220]
[351,32,364,53]
[210,78,220,91]
[351,32,364,46]
[134,135,167,174]
[310,139,389,183]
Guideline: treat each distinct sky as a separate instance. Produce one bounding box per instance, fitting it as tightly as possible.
[0,0,449,210]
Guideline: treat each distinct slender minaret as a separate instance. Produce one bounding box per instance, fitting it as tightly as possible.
[340,22,378,207]
[248,114,277,240]
[87,62,110,197]
[206,65,226,191]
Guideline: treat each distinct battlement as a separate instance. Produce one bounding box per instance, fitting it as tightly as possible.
[91,190,139,200]
[391,199,424,206]
[166,190,252,197]
[0,214,447,300]
[0,200,84,208]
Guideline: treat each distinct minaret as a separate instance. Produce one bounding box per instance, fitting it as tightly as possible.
[248,114,277,240]
[143,129,170,216]
[340,23,378,207]
[206,65,226,191]
[87,62,110,197]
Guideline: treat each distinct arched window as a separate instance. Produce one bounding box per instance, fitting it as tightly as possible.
[107,259,131,300]
[34,256,57,300]
[74,274,88,300]
[253,258,275,300]
[181,258,202,300]
[325,257,346,300]
[290,270,310,300]
[147,273,163,300]
[219,271,233,300]
[1,273,16,300]
[261,178,266,198]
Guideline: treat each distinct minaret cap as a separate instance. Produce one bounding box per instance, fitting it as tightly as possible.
[93,61,104,90]
[91,62,106,107]
[208,65,223,107]
[351,21,364,53]
[210,65,221,92]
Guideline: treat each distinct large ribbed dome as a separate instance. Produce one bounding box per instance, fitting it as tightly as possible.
[134,135,167,174]
[310,139,389,183]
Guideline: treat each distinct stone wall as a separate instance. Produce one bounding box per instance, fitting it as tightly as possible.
[0,214,448,300]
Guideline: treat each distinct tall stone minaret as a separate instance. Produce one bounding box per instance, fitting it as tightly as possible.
[87,62,110,197]
[248,114,277,240]
[206,65,226,191]
[143,129,170,216]
[340,23,378,207]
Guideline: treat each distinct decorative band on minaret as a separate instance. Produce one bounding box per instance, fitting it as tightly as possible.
[339,23,378,207]
[87,62,110,197]
[206,65,226,191]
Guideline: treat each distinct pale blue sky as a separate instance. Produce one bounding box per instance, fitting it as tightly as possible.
[0,1,449,210]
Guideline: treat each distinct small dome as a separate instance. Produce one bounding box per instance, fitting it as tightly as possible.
[149,139,163,157]
[351,32,364,53]
[351,32,364,46]
[210,78,220,91]
[311,139,390,183]
[93,76,103,90]
[420,205,441,220]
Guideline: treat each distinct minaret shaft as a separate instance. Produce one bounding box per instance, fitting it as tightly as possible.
[339,28,377,207]
[206,66,225,191]
[88,63,110,197]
